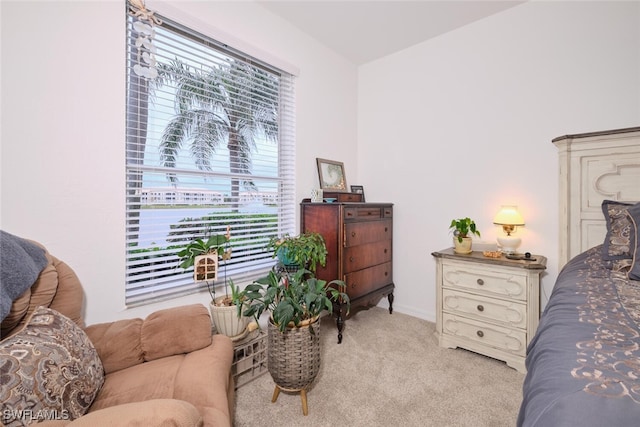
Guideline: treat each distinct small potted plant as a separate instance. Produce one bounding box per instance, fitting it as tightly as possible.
[266,232,328,273]
[449,217,481,254]
[176,226,250,339]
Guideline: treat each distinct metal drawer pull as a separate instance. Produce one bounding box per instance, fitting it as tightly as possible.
[385,227,388,232]
[477,305,484,312]
[477,330,484,338]
[384,248,388,253]
[477,278,484,286]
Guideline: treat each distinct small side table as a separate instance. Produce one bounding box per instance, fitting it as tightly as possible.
[431,248,546,373]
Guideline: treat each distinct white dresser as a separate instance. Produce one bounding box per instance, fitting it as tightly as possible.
[432,248,547,373]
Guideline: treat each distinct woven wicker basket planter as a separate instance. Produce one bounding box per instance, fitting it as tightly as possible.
[267,318,321,391]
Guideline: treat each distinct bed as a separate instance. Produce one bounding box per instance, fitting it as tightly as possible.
[517,126,640,426]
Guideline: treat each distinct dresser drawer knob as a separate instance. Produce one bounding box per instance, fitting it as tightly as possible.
[349,256,354,262]
[384,248,388,254]
[351,232,356,237]
[385,227,388,232]
[477,305,484,312]
[351,283,357,289]
[384,271,388,276]
[477,330,484,338]
[477,278,484,286]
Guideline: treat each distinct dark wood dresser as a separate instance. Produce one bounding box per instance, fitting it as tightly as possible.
[300,200,394,343]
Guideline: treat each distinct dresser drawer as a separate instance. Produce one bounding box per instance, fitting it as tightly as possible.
[344,262,392,298]
[344,240,391,272]
[442,289,527,329]
[442,262,527,301]
[344,207,384,221]
[322,191,364,202]
[442,313,526,356]
[344,220,392,247]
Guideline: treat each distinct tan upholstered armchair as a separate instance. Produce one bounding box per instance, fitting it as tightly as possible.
[0,233,234,427]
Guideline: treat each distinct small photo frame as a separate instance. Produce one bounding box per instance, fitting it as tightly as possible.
[350,185,365,202]
[316,158,347,191]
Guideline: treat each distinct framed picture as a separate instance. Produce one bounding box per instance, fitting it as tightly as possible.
[316,158,347,191]
[350,185,365,202]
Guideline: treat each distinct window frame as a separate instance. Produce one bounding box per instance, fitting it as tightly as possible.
[124,6,296,306]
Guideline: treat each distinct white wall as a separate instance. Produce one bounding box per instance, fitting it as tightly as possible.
[0,0,358,324]
[358,1,640,320]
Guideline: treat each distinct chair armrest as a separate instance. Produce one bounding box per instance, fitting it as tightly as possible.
[141,303,212,361]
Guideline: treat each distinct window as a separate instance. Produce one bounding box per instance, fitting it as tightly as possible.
[125,5,295,306]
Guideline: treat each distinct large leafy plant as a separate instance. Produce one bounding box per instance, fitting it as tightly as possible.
[242,268,349,333]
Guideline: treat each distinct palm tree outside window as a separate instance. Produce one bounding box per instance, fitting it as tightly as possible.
[125,10,296,306]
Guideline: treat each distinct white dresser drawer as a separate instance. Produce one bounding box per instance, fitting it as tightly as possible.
[442,261,527,301]
[442,288,527,329]
[442,313,526,356]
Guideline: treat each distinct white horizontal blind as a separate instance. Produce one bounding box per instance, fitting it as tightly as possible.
[125,7,295,305]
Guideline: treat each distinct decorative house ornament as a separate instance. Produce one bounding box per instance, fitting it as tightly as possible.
[193,253,218,282]
[127,0,161,79]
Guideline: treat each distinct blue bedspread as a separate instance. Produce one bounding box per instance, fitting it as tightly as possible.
[518,246,640,426]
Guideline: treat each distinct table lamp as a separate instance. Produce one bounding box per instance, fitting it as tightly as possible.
[493,205,525,254]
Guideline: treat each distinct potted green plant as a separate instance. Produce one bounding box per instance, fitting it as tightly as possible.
[266,232,327,272]
[242,268,349,332]
[242,267,349,415]
[449,217,481,254]
[176,227,250,339]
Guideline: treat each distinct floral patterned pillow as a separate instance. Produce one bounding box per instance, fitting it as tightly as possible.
[601,200,637,261]
[0,306,104,426]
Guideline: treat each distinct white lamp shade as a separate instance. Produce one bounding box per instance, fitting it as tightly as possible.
[493,205,525,226]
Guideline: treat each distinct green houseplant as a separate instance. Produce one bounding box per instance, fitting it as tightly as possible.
[266,232,328,272]
[176,227,250,339]
[242,268,349,333]
[241,267,350,415]
[449,217,481,254]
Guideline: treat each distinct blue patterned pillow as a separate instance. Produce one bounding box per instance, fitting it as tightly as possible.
[601,200,637,261]
[627,203,640,281]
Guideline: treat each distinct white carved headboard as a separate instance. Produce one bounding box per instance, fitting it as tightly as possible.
[553,126,640,268]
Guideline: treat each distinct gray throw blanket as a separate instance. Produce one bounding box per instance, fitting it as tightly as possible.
[1,230,48,321]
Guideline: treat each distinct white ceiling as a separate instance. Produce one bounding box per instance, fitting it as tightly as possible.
[258,1,526,64]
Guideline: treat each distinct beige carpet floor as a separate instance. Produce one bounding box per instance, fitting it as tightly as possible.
[234,307,524,426]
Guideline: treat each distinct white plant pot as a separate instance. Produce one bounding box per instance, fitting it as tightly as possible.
[453,237,473,254]
[210,296,250,341]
